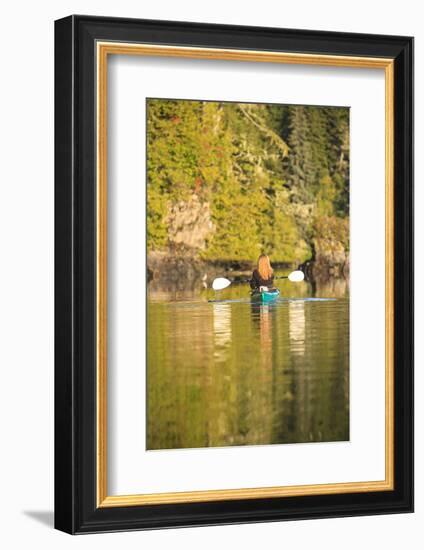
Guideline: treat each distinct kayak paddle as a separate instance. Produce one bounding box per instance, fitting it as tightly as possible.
[212,270,304,290]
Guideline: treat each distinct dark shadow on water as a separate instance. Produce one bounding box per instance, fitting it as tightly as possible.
[23,510,54,528]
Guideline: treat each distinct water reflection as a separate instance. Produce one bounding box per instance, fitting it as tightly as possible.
[147,276,349,450]
[289,301,306,356]
[312,276,349,298]
[213,303,232,361]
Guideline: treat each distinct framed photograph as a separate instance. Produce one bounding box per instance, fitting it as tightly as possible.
[54,15,413,534]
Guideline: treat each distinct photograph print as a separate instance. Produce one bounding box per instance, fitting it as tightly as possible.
[146,98,350,451]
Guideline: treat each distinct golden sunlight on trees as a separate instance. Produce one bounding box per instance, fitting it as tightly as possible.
[147,99,349,266]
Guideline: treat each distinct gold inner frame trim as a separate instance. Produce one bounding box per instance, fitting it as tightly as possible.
[96,41,395,508]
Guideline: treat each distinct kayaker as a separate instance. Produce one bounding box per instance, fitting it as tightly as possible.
[250,254,274,291]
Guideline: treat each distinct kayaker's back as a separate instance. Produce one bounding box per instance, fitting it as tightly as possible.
[250,268,274,290]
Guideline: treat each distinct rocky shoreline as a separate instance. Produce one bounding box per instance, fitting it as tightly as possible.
[147,251,254,292]
[147,250,349,293]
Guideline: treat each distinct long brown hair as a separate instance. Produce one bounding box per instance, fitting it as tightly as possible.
[257,254,273,280]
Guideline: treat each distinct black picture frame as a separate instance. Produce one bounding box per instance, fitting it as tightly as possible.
[55,14,414,534]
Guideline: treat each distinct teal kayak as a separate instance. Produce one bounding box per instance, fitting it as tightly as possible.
[250,288,280,303]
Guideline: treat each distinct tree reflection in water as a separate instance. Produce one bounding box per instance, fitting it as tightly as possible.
[147,277,349,450]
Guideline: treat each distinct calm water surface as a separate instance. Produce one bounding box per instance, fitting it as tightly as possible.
[147,276,349,450]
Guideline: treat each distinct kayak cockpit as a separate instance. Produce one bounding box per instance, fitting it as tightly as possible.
[250,288,280,303]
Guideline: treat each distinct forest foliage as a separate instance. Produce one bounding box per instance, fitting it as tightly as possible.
[147,99,349,265]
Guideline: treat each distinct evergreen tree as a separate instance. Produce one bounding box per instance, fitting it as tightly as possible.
[146,99,350,265]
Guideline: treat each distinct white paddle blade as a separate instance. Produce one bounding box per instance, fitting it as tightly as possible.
[212,277,232,291]
[288,270,305,282]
